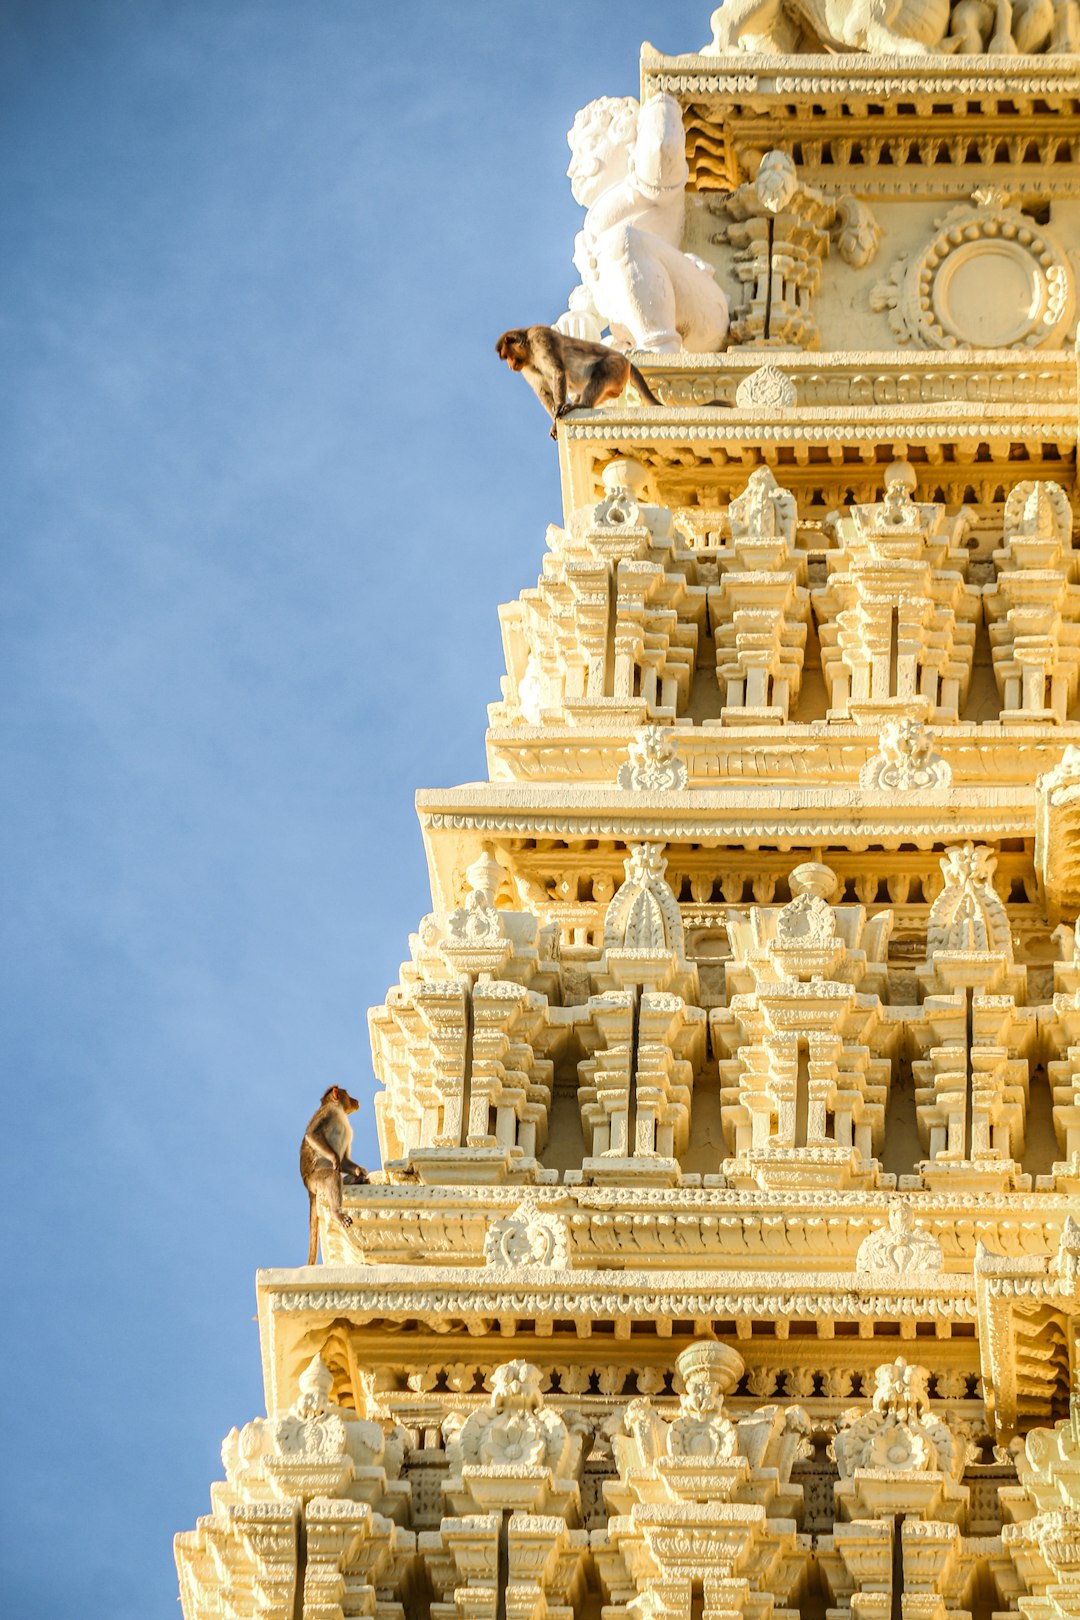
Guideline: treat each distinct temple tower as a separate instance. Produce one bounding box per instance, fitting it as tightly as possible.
[177,9,1080,1620]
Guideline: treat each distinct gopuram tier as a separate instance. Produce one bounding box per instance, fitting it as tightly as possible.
[177,9,1080,1620]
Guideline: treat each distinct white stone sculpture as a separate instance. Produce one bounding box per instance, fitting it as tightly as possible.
[707,0,955,53]
[483,1198,570,1269]
[855,1201,945,1276]
[735,364,797,408]
[927,843,1013,957]
[832,1358,974,1481]
[565,92,729,354]
[951,0,1080,52]
[871,189,1075,350]
[444,1359,585,1506]
[219,1354,407,1506]
[604,842,687,957]
[859,719,953,790]
[617,725,688,790]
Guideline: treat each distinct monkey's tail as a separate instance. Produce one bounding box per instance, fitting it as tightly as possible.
[307,1193,319,1266]
[628,364,662,409]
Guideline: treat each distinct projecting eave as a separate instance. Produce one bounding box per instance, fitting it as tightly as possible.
[637,46,1080,193]
[639,44,1080,104]
[555,392,1078,516]
[484,723,1077,794]
[255,1260,977,1419]
[415,782,1030,911]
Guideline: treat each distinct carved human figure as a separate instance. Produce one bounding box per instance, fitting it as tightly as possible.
[722,151,881,271]
[565,92,729,354]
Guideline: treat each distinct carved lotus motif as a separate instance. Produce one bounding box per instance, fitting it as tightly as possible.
[861,1416,935,1472]
[832,1359,972,1484]
[666,1411,740,1461]
[478,1409,549,1466]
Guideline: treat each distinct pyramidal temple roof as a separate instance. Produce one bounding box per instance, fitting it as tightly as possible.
[177,9,1080,1620]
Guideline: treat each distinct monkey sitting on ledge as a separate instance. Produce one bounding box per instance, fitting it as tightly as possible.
[300,1085,368,1266]
[497,324,663,439]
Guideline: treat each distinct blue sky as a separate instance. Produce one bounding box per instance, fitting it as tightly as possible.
[0,2,709,1613]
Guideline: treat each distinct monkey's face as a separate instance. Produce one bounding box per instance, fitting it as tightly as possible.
[323,1085,361,1113]
[496,330,528,371]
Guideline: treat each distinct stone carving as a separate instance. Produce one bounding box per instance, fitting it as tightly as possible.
[617,725,688,790]
[604,842,686,956]
[1000,1369,1080,1620]
[565,92,729,353]
[445,1359,583,1487]
[495,462,703,729]
[608,1340,809,1489]
[176,1355,411,1620]
[714,862,895,1190]
[728,463,798,543]
[446,850,507,946]
[951,0,1080,52]
[734,362,797,408]
[1004,476,1073,548]
[813,462,979,725]
[706,0,1080,52]
[707,0,954,55]
[216,1354,408,1510]
[855,1201,945,1276]
[984,479,1080,725]
[714,150,880,348]
[710,467,809,724]
[600,1341,813,1620]
[926,843,1013,957]
[859,719,953,790]
[872,189,1075,350]
[484,1199,570,1269]
[1038,744,1080,922]
[832,1358,974,1480]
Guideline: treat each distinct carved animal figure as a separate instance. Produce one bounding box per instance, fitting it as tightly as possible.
[950,0,1056,51]
[709,0,954,53]
[566,92,731,353]
[300,1085,367,1265]
[496,326,661,439]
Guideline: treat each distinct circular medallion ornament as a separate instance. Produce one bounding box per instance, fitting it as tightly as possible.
[872,189,1075,351]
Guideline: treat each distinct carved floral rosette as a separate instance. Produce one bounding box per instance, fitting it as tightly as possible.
[872,190,1075,351]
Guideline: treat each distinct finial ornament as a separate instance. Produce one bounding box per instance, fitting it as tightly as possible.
[860,719,952,791]
[617,726,688,791]
[735,364,797,409]
[604,842,685,955]
[927,844,1012,957]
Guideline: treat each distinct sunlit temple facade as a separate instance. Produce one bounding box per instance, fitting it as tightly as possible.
[176,7,1080,1618]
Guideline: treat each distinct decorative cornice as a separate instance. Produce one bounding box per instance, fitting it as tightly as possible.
[640,48,1080,102]
[261,1266,977,1321]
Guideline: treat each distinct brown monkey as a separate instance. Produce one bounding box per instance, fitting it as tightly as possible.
[300,1085,368,1266]
[496,325,662,439]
